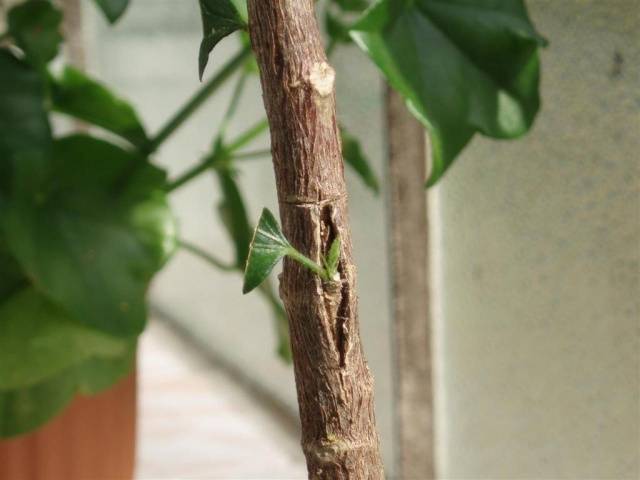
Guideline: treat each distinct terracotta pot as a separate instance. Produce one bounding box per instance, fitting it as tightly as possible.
[0,371,137,480]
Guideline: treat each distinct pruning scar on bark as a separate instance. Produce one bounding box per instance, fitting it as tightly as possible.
[309,62,335,97]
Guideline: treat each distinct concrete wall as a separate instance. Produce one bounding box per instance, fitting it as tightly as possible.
[432,1,639,477]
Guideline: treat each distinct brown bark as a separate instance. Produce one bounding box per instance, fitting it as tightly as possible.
[247,1,384,478]
[386,88,436,478]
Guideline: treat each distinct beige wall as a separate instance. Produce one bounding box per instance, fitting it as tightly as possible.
[432,1,639,478]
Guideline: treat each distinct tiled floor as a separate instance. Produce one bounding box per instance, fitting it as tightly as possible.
[136,320,306,480]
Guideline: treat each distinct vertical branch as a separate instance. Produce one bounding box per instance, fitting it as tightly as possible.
[386,87,436,478]
[61,0,84,67]
[247,1,384,478]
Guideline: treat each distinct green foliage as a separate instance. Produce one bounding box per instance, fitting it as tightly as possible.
[0,0,543,437]
[50,67,148,148]
[0,343,135,437]
[7,0,63,68]
[350,0,545,185]
[2,135,176,337]
[0,288,129,391]
[217,168,253,270]
[93,0,130,24]
[243,209,342,294]
[198,0,247,79]
[341,126,379,194]
[243,208,292,294]
[323,236,341,280]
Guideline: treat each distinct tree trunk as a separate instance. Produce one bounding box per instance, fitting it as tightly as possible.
[247,1,384,478]
[386,87,436,478]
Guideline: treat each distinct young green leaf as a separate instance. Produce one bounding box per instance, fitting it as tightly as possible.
[7,0,63,68]
[0,135,177,337]
[323,235,341,280]
[242,208,292,294]
[350,0,546,185]
[341,126,379,194]
[50,66,149,148]
[93,0,130,24]
[198,0,247,79]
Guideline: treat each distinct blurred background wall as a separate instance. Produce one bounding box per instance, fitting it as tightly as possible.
[432,1,639,478]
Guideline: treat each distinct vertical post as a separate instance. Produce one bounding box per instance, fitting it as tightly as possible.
[386,87,436,478]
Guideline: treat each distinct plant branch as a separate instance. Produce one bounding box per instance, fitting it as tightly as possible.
[226,118,269,152]
[144,46,252,154]
[179,239,235,272]
[166,120,270,193]
[233,148,271,160]
[217,70,249,143]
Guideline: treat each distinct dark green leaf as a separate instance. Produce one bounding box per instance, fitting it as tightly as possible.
[0,234,27,299]
[332,0,369,12]
[198,0,246,80]
[325,10,352,46]
[93,0,130,24]
[341,126,379,193]
[0,288,129,391]
[1,135,177,337]
[0,343,135,438]
[7,0,63,68]
[50,67,148,148]
[0,50,51,196]
[242,208,291,294]
[230,0,248,22]
[216,170,252,269]
[350,0,545,185]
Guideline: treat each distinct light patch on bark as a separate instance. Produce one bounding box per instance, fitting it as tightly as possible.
[309,62,335,97]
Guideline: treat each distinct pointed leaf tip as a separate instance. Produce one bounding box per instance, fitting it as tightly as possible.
[242,208,291,294]
[197,0,246,78]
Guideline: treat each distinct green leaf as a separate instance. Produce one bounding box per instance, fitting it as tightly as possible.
[0,50,51,196]
[0,288,129,391]
[93,0,130,24]
[332,0,369,12]
[216,170,252,269]
[0,344,135,438]
[350,0,545,185]
[7,0,63,68]
[0,365,77,437]
[323,235,341,280]
[242,208,291,294]
[75,344,136,395]
[325,10,352,46]
[198,0,246,80]
[341,126,379,194]
[1,135,177,337]
[49,67,148,148]
[230,0,248,23]
[0,239,26,300]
